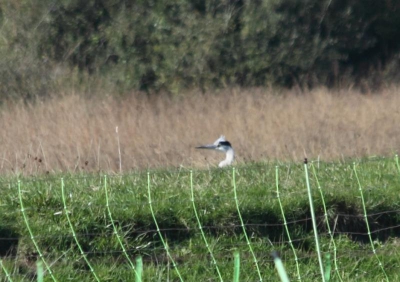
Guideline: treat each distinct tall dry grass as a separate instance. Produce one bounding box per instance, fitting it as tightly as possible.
[1,87,400,174]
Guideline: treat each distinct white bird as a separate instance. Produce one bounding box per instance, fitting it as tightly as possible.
[196,135,235,167]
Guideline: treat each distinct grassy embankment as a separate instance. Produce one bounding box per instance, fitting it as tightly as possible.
[1,158,400,281]
[1,88,400,280]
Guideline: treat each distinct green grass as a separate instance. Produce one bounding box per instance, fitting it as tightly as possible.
[1,157,400,281]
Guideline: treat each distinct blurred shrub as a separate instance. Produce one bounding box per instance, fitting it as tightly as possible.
[39,0,241,93]
[240,0,400,89]
[1,0,400,98]
[0,0,56,100]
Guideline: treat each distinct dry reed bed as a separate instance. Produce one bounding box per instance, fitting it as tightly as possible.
[1,87,400,174]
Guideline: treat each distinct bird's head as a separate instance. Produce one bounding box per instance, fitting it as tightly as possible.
[196,136,234,154]
[196,136,235,167]
[215,141,232,153]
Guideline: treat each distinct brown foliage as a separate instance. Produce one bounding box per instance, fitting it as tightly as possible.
[1,87,400,174]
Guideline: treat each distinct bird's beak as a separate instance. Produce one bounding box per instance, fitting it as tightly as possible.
[196,144,217,150]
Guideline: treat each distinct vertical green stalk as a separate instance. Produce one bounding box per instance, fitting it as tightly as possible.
[0,259,13,282]
[232,167,263,281]
[352,163,389,281]
[61,178,100,282]
[324,253,331,282]
[37,261,44,282]
[275,166,301,281]
[310,162,342,281]
[18,180,57,282]
[272,251,290,282]
[395,154,400,175]
[103,175,137,275]
[233,251,240,282]
[303,161,325,282]
[147,172,183,281]
[190,170,223,281]
[135,256,143,282]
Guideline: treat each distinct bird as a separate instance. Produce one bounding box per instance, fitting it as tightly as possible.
[196,135,235,167]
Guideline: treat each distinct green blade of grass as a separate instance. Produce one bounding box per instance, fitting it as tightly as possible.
[135,256,143,282]
[353,163,389,281]
[303,160,325,282]
[61,178,100,282]
[233,251,240,282]
[232,167,263,281]
[147,172,184,281]
[272,251,290,282]
[18,180,58,282]
[276,165,301,281]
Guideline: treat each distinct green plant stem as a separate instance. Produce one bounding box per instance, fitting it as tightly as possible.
[18,180,58,282]
[303,162,325,282]
[103,175,137,275]
[136,256,143,282]
[61,178,100,282]
[352,163,389,281]
[232,167,263,281]
[233,251,240,282]
[190,170,223,281]
[275,166,301,281]
[147,172,184,281]
[272,251,290,282]
[0,259,14,282]
[310,162,342,282]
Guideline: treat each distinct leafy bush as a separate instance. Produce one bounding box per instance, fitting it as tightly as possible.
[1,0,400,97]
[0,0,56,100]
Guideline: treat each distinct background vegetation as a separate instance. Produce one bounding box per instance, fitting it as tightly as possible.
[0,88,399,174]
[1,0,400,98]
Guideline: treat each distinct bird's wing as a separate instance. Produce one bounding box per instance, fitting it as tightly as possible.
[213,135,225,146]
